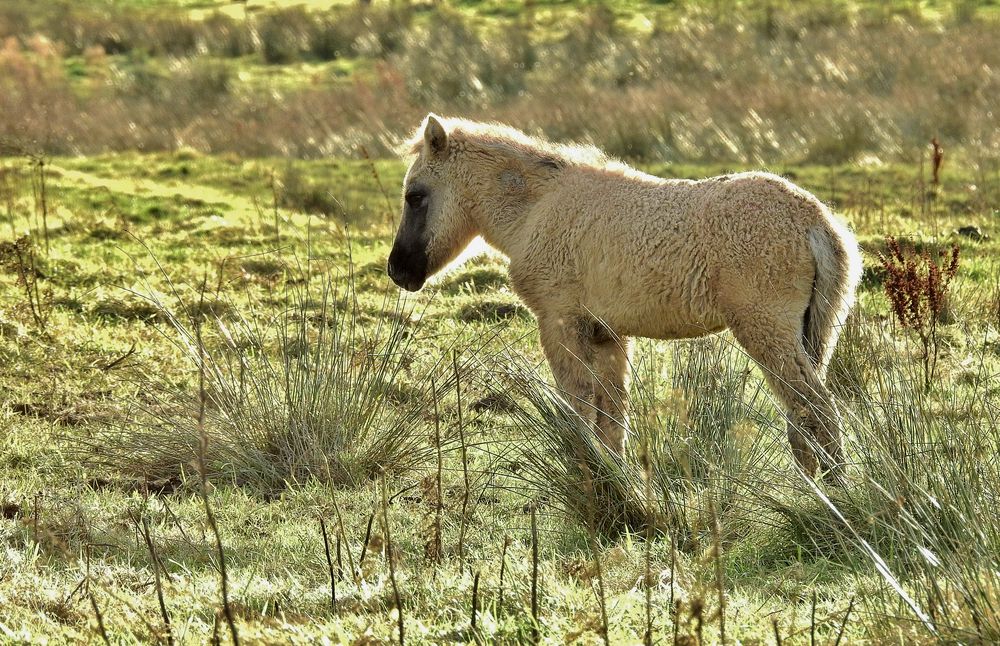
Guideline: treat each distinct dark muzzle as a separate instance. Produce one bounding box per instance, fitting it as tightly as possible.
[387,243,428,292]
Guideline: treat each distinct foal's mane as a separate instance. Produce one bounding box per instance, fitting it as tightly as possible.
[402,116,610,170]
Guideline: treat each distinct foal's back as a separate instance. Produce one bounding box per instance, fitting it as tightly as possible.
[524,166,824,340]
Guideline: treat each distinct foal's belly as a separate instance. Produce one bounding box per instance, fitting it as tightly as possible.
[626,316,728,341]
[614,310,727,341]
[577,240,726,341]
[593,290,728,341]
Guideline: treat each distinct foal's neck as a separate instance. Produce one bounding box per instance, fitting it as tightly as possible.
[467,155,555,257]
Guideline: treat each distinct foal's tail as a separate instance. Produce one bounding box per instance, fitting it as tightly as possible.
[804,215,863,378]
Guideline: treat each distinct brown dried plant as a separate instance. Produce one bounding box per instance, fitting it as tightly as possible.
[930,137,944,186]
[0,234,50,331]
[879,236,959,391]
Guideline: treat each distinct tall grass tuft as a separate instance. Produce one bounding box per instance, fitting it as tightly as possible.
[496,360,651,538]
[632,338,782,522]
[76,270,446,492]
[490,336,780,542]
[793,314,1000,642]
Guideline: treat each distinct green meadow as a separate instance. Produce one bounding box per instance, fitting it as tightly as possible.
[1,1,999,643]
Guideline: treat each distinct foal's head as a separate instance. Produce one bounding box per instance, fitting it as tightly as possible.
[387,114,476,292]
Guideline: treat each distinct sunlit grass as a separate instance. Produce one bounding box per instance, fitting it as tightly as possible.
[1,146,998,642]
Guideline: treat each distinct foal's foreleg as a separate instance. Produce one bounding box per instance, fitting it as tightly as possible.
[538,317,597,416]
[591,337,632,455]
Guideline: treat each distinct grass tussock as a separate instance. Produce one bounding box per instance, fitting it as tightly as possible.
[75,269,448,492]
[762,316,1000,641]
[491,336,780,544]
[493,359,652,538]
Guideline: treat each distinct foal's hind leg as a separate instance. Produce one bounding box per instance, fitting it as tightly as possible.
[725,307,845,482]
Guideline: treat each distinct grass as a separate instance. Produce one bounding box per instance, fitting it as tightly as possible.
[1,142,998,642]
[1,1,999,163]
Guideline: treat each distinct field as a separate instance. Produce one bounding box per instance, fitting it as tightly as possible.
[2,1,1000,644]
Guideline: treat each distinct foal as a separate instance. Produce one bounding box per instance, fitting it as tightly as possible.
[388,114,862,482]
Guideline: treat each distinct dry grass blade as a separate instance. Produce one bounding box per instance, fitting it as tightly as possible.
[88,592,111,646]
[319,517,337,612]
[196,297,240,646]
[139,516,173,646]
[530,504,540,645]
[381,474,405,645]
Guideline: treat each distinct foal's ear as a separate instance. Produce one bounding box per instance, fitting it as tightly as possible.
[423,114,448,157]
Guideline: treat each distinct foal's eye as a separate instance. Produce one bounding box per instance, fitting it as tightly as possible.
[405,191,428,210]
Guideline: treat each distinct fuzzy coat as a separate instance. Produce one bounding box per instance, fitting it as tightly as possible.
[388,115,863,481]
